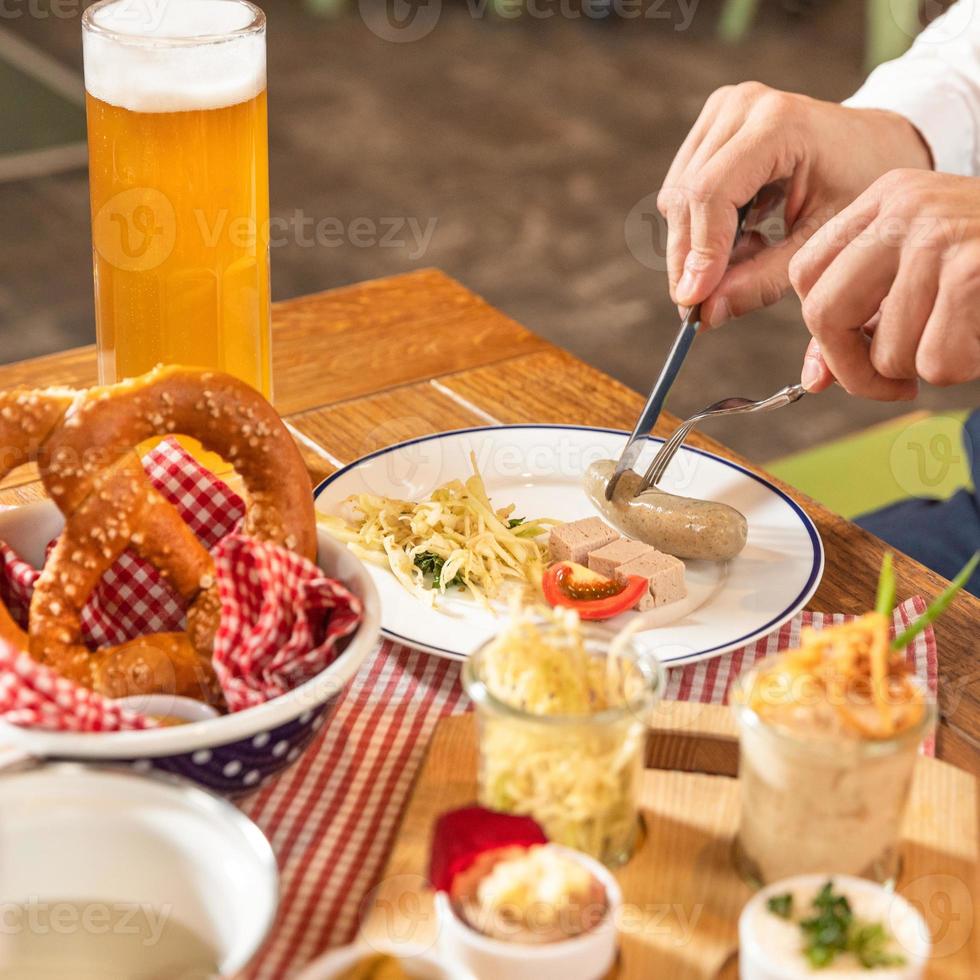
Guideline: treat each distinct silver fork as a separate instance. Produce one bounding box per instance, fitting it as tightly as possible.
[635,383,806,494]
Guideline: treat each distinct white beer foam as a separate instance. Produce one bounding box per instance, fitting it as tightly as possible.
[83,0,265,113]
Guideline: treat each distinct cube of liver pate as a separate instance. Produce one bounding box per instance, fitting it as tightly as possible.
[548,517,619,565]
[587,538,655,579]
[615,551,687,610]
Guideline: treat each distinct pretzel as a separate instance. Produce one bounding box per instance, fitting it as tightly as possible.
[0,365,316,706]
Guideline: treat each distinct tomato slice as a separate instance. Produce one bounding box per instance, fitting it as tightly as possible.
[542,561,648,620]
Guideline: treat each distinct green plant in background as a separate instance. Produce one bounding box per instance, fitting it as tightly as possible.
[304,0,349,17]
[719,0,921,69]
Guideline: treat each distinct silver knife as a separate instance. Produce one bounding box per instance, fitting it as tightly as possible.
[605,197,758,501]
[604,305,700,500]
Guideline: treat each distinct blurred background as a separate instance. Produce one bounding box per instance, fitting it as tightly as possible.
[1,0,976,475]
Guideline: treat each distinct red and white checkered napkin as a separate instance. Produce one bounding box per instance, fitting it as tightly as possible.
[212,534,363,710]
[0,440,362,730]
[240,600,937,980]
[0,641,160,732]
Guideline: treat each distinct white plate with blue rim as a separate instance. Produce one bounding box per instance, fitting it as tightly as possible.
[313,425,824,666]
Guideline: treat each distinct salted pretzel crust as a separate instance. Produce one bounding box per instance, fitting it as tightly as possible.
[0,365,316,706]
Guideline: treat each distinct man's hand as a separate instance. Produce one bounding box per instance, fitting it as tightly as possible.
[658,83,932,327]
[790,170,980,400]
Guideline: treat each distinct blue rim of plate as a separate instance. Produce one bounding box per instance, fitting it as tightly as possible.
[313,424,825,664]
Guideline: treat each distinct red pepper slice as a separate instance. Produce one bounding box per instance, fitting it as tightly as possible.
[428,806,547,894]
[542,561,648,620]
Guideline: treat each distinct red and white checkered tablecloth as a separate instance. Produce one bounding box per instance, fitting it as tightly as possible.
[239,598,936,980]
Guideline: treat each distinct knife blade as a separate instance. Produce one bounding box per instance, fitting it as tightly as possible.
[604,304,700,500]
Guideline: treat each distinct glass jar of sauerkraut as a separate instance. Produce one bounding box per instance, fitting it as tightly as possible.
[462,608,662,868]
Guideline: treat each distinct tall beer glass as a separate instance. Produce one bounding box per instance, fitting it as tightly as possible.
[82,0,271,397]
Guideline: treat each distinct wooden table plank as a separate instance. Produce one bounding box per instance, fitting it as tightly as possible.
[0,482,49,507]
[0,345,98,391]
[0,464,42,496]
[0,269,547,419]
[435,347,641,431]
[269,269,549,416]
[289,381,489,469]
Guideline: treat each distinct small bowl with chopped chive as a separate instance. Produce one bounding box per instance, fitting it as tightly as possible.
[740,874,930,979]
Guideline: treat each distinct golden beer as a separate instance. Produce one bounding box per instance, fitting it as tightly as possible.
[82,0,271,396]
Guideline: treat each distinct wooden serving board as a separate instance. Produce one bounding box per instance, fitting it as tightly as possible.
[360,704,978,980]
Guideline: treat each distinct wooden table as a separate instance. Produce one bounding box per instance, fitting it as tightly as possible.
[1,269,977,774]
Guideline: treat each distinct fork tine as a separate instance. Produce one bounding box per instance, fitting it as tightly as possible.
[637,421,695,494]
[631,384,806,497]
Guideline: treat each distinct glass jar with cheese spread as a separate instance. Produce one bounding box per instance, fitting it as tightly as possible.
[731,615,935,886]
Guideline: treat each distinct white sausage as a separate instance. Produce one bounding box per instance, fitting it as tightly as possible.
[584,459,747,561]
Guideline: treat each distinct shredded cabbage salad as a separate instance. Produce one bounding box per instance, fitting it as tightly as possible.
[319,454,557,605]
[474,605,652,864]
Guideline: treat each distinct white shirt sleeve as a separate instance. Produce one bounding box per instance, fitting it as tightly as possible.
[843,1,980,177]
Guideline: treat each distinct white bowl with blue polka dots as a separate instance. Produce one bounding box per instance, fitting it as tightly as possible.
[0,502,382,797]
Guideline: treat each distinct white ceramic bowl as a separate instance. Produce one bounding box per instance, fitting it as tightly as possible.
[435,845,622,980]
[111,694,220,722]
[740,873,931,980]
[296,942,474,980]
[0,499,381,795]
[0,762,278,975]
